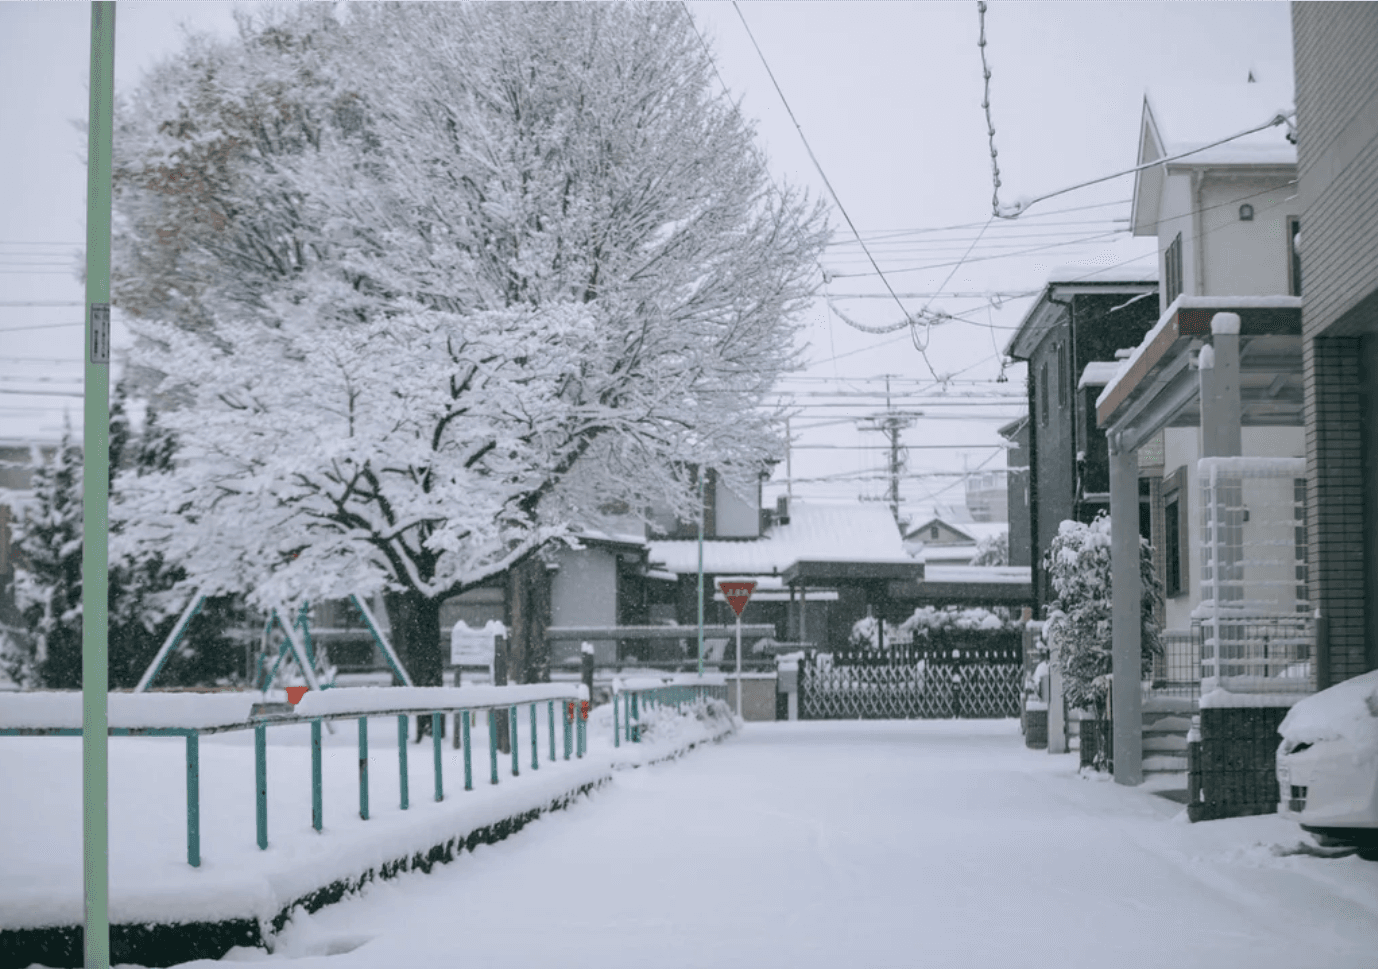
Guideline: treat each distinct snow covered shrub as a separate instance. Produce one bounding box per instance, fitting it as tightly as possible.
[971,531,1009,567]
[1043,514,1162,721]
[848,615,910,649]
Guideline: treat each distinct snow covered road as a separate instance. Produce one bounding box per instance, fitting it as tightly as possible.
[199,719,1378,969]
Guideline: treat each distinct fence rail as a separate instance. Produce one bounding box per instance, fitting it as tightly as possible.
[610,674,729,745]
[0,685,588,868]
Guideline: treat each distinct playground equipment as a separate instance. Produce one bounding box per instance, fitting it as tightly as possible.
[136,592,415,697]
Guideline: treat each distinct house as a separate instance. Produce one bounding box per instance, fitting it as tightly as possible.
[1093,73,1309,797]
[1292,3,1378,690]
[648,498,921,653]
[902,517,1008,567]
[1004,275,1161,611]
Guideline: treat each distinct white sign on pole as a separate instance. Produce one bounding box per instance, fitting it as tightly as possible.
[451,620,504,679]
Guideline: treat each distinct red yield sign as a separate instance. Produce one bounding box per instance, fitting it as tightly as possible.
[716,578,757,618]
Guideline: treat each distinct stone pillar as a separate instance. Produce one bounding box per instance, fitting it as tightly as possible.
[1109,433,1143,785]
[1047,635,1067,754]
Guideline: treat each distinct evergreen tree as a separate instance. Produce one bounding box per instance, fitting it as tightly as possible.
[10,420,85,688]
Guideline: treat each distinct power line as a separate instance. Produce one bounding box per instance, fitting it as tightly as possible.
[732,1,943,381]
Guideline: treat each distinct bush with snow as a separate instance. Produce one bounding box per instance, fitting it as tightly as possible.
[1043,514,1162,724]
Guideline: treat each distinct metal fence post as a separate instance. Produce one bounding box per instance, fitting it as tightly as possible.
[613,693,620,749]
[530,703,539,771]
[358,717,369,820]
[463,711,473,791]
[311,720,323,832]
[547,700,556,762]
[397,715,409,810]
[432,712,444,801]
[489,709,500,784]
[510,705,520,776]
[255,724,268,849]
[563,701,572,760]
[185,732,201,868]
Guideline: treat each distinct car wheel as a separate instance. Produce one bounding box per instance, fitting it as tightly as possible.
[1311,832,1353,848]
[1356,845,1378,862]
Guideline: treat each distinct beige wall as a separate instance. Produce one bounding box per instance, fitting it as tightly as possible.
[726,675,777,721]
[1198,174,1299,298]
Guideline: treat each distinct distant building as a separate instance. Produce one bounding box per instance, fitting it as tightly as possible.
[963,470,1007,523]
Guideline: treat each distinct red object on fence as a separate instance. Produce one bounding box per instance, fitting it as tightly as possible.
[581,700,589,721]
[285,686,309,705]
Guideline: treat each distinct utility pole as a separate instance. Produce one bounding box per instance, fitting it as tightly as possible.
[858,375,919,529]
[784,416,793,503]
[83,6,115,967]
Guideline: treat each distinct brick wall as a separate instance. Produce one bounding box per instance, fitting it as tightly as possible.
[1304,337,1366,686]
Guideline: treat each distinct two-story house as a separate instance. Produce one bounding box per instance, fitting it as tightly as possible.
[1093,75,1309,799]
[1004,275,1161,611]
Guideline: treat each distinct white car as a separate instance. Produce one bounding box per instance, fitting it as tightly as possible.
[1275,667,1378,858]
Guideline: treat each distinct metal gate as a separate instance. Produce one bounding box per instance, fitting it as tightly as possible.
[798,645,1023,720]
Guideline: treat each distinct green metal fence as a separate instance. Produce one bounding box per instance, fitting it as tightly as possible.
[0,685,586,868]
[611,675,729,746]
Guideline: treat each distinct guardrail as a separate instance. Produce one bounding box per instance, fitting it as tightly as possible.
[610,674,728,745]
[0,684,587,869]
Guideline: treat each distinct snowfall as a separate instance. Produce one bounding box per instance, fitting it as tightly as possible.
[4,705,1378,969]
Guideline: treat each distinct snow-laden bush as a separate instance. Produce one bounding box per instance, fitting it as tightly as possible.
[1043,514,1162,720]
[848,605,1018,651]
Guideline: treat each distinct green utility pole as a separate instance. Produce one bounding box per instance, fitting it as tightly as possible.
[83,5,115,967]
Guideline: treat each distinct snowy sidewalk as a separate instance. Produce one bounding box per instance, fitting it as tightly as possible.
[205,718,1378,969]
[0,697,734,963]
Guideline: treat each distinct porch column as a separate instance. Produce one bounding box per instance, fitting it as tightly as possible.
[1109,432,1143,786]
[1198,313,1244,688]
[1199,313,1242,458]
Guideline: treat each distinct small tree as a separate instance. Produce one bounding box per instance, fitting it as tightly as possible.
[1043,514,1162,721]
[9,421,85,689]
[971,531,1008,567]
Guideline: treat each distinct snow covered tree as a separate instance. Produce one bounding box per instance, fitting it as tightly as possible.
[1042,514,1162,719]
[971,531,1008,567]
[8,421,84,689]
[111,4,829,689]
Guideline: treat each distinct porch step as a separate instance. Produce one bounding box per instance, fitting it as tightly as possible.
[1143,754,1188,773]
[1144,733,1188,753]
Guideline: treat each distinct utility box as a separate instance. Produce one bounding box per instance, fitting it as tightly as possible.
[727,673,778,721]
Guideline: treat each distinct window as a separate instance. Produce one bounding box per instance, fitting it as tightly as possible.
[1289,218,1302,298]
[1039,362,1049,427]
[930,524,940,540]
[1164,233,1183,305]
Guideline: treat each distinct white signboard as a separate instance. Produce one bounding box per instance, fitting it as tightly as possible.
[450,620,504,667]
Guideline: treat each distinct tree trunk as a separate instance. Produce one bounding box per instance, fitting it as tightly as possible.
[504,553,552,684]
[384,588,444,741]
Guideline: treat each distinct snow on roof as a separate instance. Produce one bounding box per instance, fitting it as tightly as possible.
[1277,668,1378,747]
[1096,294,1303,414]
[924,565,1031,585]
[648,500,906,576]
[1079,361,1126,389]
[1144,78,1295,165]
[1044,270,1158,286]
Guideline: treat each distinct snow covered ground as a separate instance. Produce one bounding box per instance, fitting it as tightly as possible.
[0,697,730,940]
[9,716,1378,968]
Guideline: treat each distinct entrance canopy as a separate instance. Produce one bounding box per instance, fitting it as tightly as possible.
[1097,296,1303,449]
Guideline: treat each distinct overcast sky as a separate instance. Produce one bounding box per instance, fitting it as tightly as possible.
[0,1,1295,525]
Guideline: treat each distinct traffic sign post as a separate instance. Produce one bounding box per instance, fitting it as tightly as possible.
[716,578,757,719]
